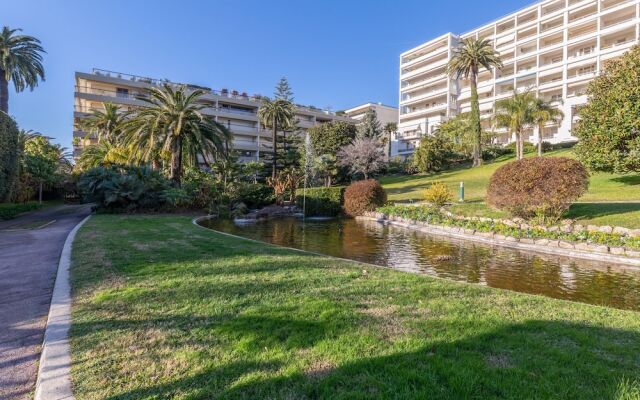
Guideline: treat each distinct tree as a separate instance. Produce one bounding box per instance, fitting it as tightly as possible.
[382,122,397,159]
[0,111,19,201]
[574,45,640,173]
[357,108,382,139]
[531,98,564,156]
[274,77,294,102]
[242,161,264,184]
[435,113,473,158]
[81,103,129,143]
[495,90,536,160]
[307,121,357,156]
[23,136,63,203]
[448,38,502,167]
[412,133,454,173]
[337,137,385,179]
[123,84,230,184]
[314,153,338,187]
[0,27,46,113]
[76,141,131,171]
[258,97,295,179]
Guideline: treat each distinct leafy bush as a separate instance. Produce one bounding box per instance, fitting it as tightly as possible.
[0,112,19,202]
[343,179,387,217]
[181,168,217,209]
[482,145,513,161]
[0,202,40,220]
[295,186,344,217]
[236,183,274,209]
[78,166,171,211]
[486,157,589,222]
[505,141,536,155]
[412,133,455,173]
[423,182,453,207]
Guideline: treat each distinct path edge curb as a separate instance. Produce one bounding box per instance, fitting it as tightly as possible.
[35,215,91,400]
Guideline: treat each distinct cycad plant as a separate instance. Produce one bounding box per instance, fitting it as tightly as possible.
[448,38,502,167]
[258,97,295,178]
[123,84,231,184]
[495,90,537,160]
[531,98,564,156]
[0,27,46,113]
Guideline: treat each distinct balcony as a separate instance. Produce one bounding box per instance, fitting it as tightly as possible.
[401,86,449,105]
[396,128,422,140]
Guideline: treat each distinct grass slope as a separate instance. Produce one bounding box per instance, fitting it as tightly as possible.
[380,150,640,228]
[70,215,640,399]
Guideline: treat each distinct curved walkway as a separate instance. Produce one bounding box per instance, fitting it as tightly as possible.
[0,204,91,400]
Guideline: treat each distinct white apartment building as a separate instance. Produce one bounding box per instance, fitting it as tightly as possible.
[73,69,355,163]
[344,102,398,126]
[395,0,640,159]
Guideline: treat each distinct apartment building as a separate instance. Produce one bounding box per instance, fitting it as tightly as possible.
[73,69,355,163]
[344,102,398,126]
[395,0,640,159]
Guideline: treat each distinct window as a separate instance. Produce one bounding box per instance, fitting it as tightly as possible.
[116,87,129,98]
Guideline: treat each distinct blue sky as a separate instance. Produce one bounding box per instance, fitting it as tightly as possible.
[4,0,533,147]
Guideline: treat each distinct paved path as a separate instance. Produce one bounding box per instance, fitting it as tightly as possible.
[0,204,91,400]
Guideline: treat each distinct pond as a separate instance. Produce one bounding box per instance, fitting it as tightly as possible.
[199,217,640,311]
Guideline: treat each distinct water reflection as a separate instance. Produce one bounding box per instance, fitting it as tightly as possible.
[199,217,640,311]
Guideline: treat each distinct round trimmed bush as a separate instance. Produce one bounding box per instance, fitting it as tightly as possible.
[343,179,387,217]
[486,157,589,222]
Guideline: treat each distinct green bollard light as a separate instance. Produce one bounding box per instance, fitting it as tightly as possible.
[459,181,464,203]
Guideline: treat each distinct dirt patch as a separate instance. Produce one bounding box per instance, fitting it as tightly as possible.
[359,305,410,337]
[305,359,335,379]
[486,354,512,369]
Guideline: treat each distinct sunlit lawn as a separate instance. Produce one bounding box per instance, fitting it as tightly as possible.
[70,215,640,399]
[380,149,640,228]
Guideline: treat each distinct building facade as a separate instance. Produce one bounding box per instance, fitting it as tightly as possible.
[73,69,355,163]
[344,102,398,126]
[395,0,639,159]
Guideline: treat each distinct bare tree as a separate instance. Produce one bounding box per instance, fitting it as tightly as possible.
[337,138,385,180]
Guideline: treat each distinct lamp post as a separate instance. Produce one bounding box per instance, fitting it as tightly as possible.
[459,181,464,202]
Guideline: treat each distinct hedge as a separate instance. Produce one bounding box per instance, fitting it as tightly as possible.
[0,202,40,220]
[295,187,344,217]
[0,112,19,202]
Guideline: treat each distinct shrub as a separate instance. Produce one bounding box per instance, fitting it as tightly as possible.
[78,166,171,211]
[423,182,453,207]
[482,145,513,161]
[0,112,19,202]
[0,202,40,220]
[295,186,344,217]
[505,141,536,155]
[411,133,454,173]
[236,183,274,209]
[486,157,589,222]
[343,179,387,217]
[181,168,217,209]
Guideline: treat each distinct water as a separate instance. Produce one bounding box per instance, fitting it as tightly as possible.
[199,217,640,311]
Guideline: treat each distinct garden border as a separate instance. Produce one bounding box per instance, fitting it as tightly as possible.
[34,215,91,400]
[357,214,640,267]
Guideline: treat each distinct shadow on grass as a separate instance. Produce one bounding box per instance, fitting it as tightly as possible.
[566,203,640,220]
[611,175,640,186]
[97,319,640,400]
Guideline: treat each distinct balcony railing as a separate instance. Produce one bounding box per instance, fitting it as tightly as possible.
[76,86,148,100]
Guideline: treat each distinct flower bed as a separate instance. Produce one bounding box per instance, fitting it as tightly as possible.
[372,205,640,257]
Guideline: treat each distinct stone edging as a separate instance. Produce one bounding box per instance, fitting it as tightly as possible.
[35,215,91,400]
[358,214,640,267]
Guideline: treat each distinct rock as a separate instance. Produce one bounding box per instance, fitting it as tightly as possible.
[586,225,600,233]
[503,220,517,227]
[494,234,507,240]
[573,224,585,233]
[463,229,476,235]
[559,241,575,249]
[598,226,614,234]
[626,249,640,258]
[630,229,640,238]
[476,231,494,238]
[534,239,550,246]
[613,226,631,236]
[561,225,573,233]
[547,240,560,248]
[520,238,535,244]
[505,236,519,242]
[588,244,609,253]
[561,219,574,225]
[548,226,560,232]
[520,223,531,230]
[574,242,590,251]
[609,247,626,256]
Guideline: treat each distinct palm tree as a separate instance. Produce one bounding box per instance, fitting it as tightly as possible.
[81,103,129,143]
[76,141,131,171]
[531,98,564,156]
[258,98,295,179]
[123,84,230,184]
[383,122,397,159]
[495,90,537,160]
[0,27,46,113]
[447,38,502,167]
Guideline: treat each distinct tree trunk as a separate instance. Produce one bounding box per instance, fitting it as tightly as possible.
[537,123,543,156]
[38,181,43,204]
[327,175,332,187]
[170,136,182,184]
[470,67,482,167]
[519,129,525,160]
[272,121,278,179]
[151,159,160,170]
[0,70,9,114]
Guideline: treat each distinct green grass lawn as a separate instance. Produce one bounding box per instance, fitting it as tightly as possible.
[70,214,640,399]
[381,149,640,228]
